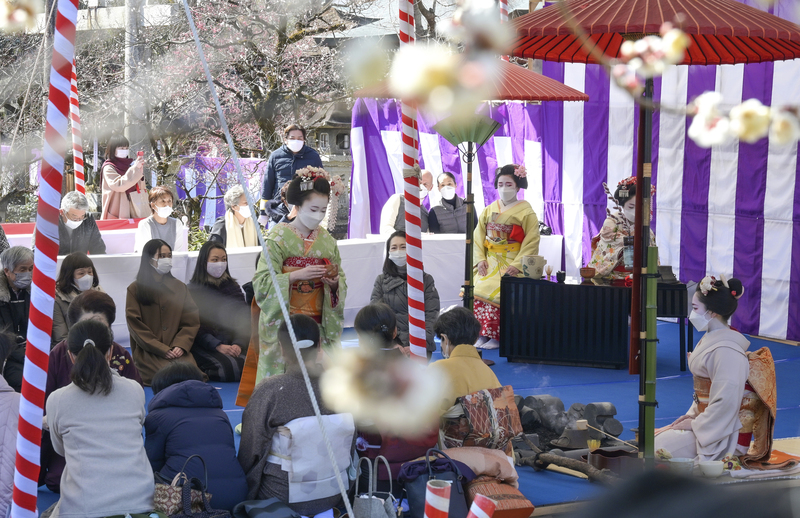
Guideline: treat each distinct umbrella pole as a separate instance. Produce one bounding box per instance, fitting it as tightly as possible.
[464,141,475,311]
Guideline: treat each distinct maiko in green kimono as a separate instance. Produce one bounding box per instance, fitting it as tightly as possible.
[250,169,347,383]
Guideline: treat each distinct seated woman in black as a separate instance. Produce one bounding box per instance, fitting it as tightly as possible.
[187,241,249,382]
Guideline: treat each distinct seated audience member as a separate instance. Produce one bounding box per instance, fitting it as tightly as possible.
[187,242,248,382]
[354,303,406,359]
[133,186,188,253]
[100,134,146,220]
[57,191,107,255]
[239,315,355,515]
[145,363,248,511]
[0,246,34,392]
[428,172,476,234]
[370,231,440,357]
[265,182,295,229]
[45,319,155,518]
[209,185,260,248]
[429,307,501,410]
[41,290,142,493]
[379,170,433,234]
[51,253,104,346]
[126,239,200,386]
[0,331,19,518]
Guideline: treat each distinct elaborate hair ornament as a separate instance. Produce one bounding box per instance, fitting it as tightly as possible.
[514,164,527,178]
[380,324,389,333]
[720,273,730,289]
[297,166,330,192]
[616,176,656,198]
[83,339,95,348]
[699,276,718,296]
[296,339,315,349]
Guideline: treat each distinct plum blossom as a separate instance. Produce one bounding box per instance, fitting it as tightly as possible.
[769,109,800,145]
[729,99,771,143]
[688,92,732,148]
[0,0,40,32]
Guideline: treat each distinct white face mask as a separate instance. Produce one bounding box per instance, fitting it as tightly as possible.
[237,205,252,219]
[689,309,713,332]
[155,206,173,219]
[64,217,83,230]
[419,186,429,199]
[388,250,407,267]
[286,140,304,153]
[206,261,227,279]
[440,186,456,201]
[75,275,94,292]
[498,186,517,204]
[153,258,172,275]
[297,208,326,230]
[623,206,636,223]
[115,149,129,159]
[11,271,32,290]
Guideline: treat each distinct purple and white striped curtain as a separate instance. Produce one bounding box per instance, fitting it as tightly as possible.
[349,57,800,342]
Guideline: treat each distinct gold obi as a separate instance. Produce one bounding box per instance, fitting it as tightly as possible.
[693,375,762,435]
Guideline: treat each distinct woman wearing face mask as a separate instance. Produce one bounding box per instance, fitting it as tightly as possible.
[126,239,200,385]
[51,253,103,347]
[133,186,188,253]
[209,185,261,248]
[588,176,657,284]
[654,276,781,467]
[245,168,347,386]
[472,164,540,349]
[100,134,147,220]
[427,172,476,234]
[370,231,440,357]
[187,242,249,382]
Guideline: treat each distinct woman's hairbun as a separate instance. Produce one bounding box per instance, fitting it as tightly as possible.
[727,278,744,300]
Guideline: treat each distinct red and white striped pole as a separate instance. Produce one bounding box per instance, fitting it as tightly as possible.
[467,494,497,518]
[399,0,426,360]
[424,480,451,518]
[70,61,85,194]
[11,0,78,514]
[499,0,510,61]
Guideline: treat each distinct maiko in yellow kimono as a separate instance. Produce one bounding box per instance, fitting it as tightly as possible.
[472,200,540,339]
[251,223,346,382]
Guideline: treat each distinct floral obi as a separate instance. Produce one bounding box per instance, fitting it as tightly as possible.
[485,222,525,254]
[693,374,760,441]
[283,257,329,319]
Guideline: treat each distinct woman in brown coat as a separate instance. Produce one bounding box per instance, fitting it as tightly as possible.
[126,238,200,385]
[101,134,147,219]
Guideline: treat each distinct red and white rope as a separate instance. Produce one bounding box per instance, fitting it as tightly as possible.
[11,0,78,514]
[70,61,85,194]
[500,0,510,61]
[398,0,426,359]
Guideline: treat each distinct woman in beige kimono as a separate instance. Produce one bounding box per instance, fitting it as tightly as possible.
[473,164,540,349]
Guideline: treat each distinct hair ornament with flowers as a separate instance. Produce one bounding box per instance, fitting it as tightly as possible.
[514,164,527,178]
[297,166,331,192]
[699,276,718,296]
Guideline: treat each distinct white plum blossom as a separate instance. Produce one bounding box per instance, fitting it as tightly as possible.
[688,92,732,148]
[729,99,771,143]
[769,110,800,145]
[661,28,691,64]
[389,43,459,105]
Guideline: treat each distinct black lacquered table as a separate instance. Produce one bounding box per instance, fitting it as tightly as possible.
[499,277,690,370]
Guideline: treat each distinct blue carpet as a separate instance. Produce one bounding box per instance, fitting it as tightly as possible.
[36,322,800,511]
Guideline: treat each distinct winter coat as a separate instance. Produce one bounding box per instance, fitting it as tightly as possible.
[0,273,30,392]
[0,226,8,255]
[187,279,250,351]
[260,145,323,204]
[0,376,20,517]
[47,372,154,518]
[125,275,200,386]
[101,160,147,220]
[145,380,248,512]
[57,215,106,255]
[51,286,105,347]
[370,270,440,352]
[428,197,476,234]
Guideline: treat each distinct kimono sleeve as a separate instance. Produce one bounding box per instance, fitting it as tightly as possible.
[473,206,489,264]
[321,238,346,349]
[253,234,292,312]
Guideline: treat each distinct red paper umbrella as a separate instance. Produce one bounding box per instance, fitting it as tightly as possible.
[511,0,800,64]
[354,58,589,102]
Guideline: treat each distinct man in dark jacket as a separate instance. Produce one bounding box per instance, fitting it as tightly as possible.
[58,191,106,255]
[258,124,322,226]
[0,246,34,392]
